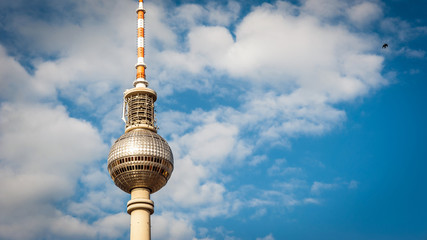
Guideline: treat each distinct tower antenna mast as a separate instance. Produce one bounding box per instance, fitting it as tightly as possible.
[135,0,148,88]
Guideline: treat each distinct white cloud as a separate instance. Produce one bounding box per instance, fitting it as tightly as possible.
[303,198,321,205]
[178,122,239,164]
[310,181,338,194]
[0,46,33,102]
[174,1,240,29]
[93,213,130,239]
[149,0,387,101]
[347,2,383,27]
[268,159,303,176]
[302,0,348,19]
[249,155,268,166]
[49,214,97,239]
[0,103,107,177]
[67,181,126,218]
[256,233,275,240]
[146,1,178,50]
[150,0,386,146]
[397,47,426,58]
[205,1,241,27]
[212,226,240,240]
[152,212,195,240]
[251,208,268,219]
[310,180,360,195]
[0,102,114,239]
[381,17,427,41]
[0,0,136,120]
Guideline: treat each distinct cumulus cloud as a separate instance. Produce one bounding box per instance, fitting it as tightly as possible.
[0,46,33,102]
[151,0,386,151]
[174,0,240,28]
[0,103,112,239]
[152,212,196,240]
[0,103,107,178]
[256,234,275,240]
[302,0,348,19]
[347,2,383,27]
[0,0,137,123]
[154,2,386,98]
[154,120,246,218]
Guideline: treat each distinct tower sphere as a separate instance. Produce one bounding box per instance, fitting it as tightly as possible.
[108,128,174,193]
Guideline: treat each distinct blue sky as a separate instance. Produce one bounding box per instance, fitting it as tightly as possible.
[0,0,426,239]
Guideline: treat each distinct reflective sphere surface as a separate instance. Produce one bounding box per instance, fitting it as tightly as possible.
[108,129,174,193]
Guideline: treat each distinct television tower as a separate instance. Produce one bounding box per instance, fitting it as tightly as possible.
[107,1,174,239]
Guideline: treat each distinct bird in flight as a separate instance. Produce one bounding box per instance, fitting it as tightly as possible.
[382,43,388,49]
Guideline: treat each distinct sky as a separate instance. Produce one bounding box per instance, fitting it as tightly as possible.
[0,0,426,239]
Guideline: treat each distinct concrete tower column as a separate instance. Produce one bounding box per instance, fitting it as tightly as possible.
[127,188,154,240]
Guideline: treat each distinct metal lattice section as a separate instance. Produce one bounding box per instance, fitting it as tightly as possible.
[108,129,174,193]
[125,92,155,129]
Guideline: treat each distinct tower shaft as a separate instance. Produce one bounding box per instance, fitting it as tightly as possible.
[127,188,154,240]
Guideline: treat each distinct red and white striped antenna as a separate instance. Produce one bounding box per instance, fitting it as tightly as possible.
[134,0,148,88]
